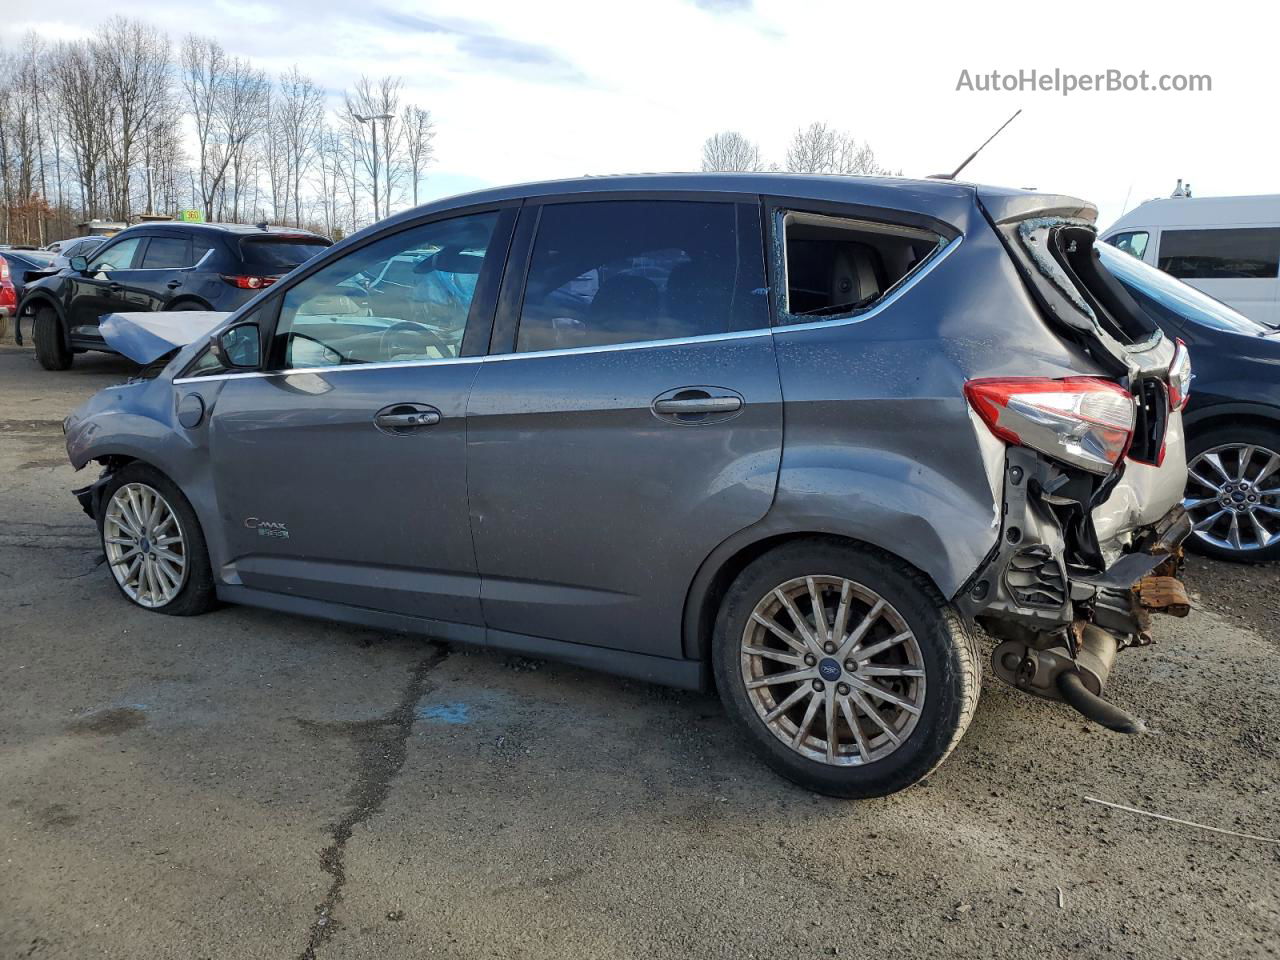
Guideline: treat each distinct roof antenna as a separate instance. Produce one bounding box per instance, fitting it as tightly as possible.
[930,108,1022,181]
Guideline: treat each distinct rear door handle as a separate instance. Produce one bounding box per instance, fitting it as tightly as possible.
[166,279,183,289]
[374,403,441,435]
[108,282,123,292]
[653,397,742,414]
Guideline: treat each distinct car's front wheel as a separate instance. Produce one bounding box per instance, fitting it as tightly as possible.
[1183,424,1280,563]
[713,540,980,798]
[33,305,72,370]
[97,464,217,616]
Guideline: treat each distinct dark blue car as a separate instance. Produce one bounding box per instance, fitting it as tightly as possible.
[1100,243,1280,562]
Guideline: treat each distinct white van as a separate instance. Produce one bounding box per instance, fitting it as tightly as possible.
[1102,195,1280,326]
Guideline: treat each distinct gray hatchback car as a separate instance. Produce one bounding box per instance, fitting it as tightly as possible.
[64,174,1194,797]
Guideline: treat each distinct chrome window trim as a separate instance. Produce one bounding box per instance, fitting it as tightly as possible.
[173,354,485,384]
[484,327,772,363]
[172,236,959,383]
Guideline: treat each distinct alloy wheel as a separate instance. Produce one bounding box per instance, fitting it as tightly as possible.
[740,575,926,766]
[1183,444,1280,553]
[103,482,188,608]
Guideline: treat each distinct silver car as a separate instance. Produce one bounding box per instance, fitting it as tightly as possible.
[63,175,1192,797]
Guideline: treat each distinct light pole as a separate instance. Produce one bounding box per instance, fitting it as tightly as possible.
[354,113,394,222]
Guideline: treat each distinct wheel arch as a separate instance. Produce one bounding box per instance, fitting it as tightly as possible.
[17,290,69,347]
[1183,402,1280,444]
[680,526,948,664]
[166,296,215,311]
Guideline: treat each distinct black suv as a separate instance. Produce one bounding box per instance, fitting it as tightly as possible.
[18,222,331,370]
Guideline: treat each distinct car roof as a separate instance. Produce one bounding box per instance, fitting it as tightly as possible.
[332,173,1091,253]
[1106,195,1280,232]
[108,221,329,240]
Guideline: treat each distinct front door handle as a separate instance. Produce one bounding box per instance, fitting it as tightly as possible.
[108,282,123,293]
[651,387,745,424]
[374,403,441,435]
[653,396,742,415]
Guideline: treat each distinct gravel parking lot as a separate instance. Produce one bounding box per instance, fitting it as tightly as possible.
[1,342,1277,960]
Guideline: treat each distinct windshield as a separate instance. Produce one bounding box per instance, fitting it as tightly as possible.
[239,236,331,275]
[1097,242,1271,336]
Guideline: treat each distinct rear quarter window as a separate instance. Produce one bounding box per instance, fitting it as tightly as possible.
[239,238,331,275]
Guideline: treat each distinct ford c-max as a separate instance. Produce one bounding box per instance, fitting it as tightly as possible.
[62,174,1193,797]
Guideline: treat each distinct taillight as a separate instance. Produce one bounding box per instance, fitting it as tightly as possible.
[965,377,1136,475]
[221,274,277,289]
[1168,339,1191,412]
[0,261,9,281]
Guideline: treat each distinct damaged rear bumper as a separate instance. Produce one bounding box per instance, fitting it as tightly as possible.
[957,447,1192,729]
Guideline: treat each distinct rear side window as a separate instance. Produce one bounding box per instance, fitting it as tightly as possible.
[239,237,331,275]
[777,211,944,319]
[516,200,768,353]
[1107,231,1149,261]
[140,237,193,269]
[1158,227,1280,279]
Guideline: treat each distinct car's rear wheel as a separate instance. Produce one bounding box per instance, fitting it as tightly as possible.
[713,540,980,798]
[97,464,216,616]
[1184,424,1280,563]
[33,305,72,370]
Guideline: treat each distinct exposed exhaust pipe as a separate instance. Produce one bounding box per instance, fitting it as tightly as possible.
[1057,670,1146,734]
[992,623,1146,733]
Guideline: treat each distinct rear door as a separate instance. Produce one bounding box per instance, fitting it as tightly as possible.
[203,207,515,626]
[131,232,195,309]
[465,196,782,658]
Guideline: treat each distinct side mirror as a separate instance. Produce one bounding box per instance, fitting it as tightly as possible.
[69,255,89,273]
[209,322,261,370]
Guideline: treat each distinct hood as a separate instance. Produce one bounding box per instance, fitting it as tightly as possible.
[100,311,230,364]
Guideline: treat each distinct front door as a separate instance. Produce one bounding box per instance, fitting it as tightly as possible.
[70,234,147,336]
[207,208,513,625]
[466,197,783,658]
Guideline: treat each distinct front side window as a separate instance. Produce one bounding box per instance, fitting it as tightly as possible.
[87,236,144,273]
[1158,227,1280,280]
[141,237,193,269]
[779,211,945,320]
[1107,231,1149,261]
[272,212,499,370]
[515,200,767,353]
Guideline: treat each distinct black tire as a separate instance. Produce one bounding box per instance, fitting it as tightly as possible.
[713,539,980,798]
[96,463,217,616]
[33,305,73,370]
[1184,423,1280,563]
[168,300,210,311]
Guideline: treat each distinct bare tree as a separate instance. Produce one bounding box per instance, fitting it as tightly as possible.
[399,104,435,207]
[700,130,764,172]
[344,75,402,222]
[785,122,894,176]
[277,66,324,226]
[181,35,269,220]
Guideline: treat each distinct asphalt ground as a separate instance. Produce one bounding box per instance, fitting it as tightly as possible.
[1,341,1277,959]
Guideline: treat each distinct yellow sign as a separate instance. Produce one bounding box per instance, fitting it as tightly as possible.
[180,209,205,223]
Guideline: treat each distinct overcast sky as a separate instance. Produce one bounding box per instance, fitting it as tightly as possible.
[4,0,1274,229]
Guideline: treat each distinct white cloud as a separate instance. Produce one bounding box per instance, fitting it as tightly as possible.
[2,0,1274,226]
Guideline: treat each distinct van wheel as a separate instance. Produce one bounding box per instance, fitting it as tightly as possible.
[1184,424,1280,563]
[713,540,980,798]
[97,463,217,616]
[33,306,73,370]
